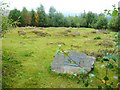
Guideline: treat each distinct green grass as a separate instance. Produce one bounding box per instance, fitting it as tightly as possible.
[2,27,118,88]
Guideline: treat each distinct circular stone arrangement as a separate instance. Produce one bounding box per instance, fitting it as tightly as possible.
[51,50,96,74]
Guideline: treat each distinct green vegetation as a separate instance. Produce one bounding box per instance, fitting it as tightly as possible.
[2,27,118,88]
[7,4,119,31]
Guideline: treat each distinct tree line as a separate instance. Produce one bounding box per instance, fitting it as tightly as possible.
[8,4,119,31]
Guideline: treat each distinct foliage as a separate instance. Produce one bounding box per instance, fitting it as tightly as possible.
[86,11,97,28]
[108,16,120,31]
[8,8,21,27]
[34,11,39,26]
[30,9,36,26]
[7,5,111,29]
[0,1,10,32]
[48,6,56,26]
[104,4,120,31]
[37,4,47,27]
[93,14,108,29]
[21,7,31,26]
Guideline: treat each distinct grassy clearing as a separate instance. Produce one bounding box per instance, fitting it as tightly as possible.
[2,27,118,88]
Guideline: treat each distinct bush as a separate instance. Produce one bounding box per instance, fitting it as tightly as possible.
[108,16,120,31]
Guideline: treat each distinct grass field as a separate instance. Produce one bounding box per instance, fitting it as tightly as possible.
[2,27,118,88]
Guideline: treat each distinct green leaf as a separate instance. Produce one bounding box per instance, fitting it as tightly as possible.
[85,80,89,87]
[105,84,112,88]
[112,10,118,16]
[63,51,69,57]
[110,82,114,85]
[77,79,81,84]
[107,63,113,69]
[103,53,118,62]
[98,85,102,89]
[73,60,77,64]
[103,57,109,61]
[57,50,61,55]
[104,76,109,81]
[68,59,72,64]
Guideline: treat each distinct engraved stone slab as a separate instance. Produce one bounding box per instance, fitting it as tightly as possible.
[51,50,96,74]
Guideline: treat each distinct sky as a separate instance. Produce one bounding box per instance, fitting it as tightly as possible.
[4,0,120,15]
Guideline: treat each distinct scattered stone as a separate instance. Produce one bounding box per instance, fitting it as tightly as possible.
[98,40,114,47]
[46,42,65,45]
[70,31,80,37]
[60,30,80,37]
[83,35,88,38]
[23,26,36,30]
[51,50,96,74]
[56,42,65,45]
[18,31,26,36]
[20,41,25,45]
[71,45,81,49]
[65,30,71,33]
[32,30,51,37]
[101,31,110,34]
[91,30,110,34]
[91,31,97,33]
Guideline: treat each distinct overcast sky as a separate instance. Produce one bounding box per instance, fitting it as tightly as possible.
[4,0,119,15]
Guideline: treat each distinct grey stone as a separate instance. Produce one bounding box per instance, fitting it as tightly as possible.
[51,50,96,74]
[70,31,80,36]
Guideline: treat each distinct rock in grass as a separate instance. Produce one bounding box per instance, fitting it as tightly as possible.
[32,30,51,37]
[51,50,96,74]
[18,30,26,36]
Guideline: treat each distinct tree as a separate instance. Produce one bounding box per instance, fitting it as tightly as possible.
[8,9,21,22]
[104,4,120,31]
[21,7,31,26]
[93,14,108,29]
[64,17,71,27]
[53,12,64,27]
[48,6,56,26]
[31,9,35,26]
[8,8,21,26]
[34,11,39,27]
[37,4,47,27]
[86,11,97,27]
[108,16,120,31]
[79,12,87,27]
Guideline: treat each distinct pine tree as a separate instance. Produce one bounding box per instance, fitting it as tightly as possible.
[37,4,47,27]
[31,9,35,26]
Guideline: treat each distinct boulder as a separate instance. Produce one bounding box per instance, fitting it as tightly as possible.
[51,50,96,74]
